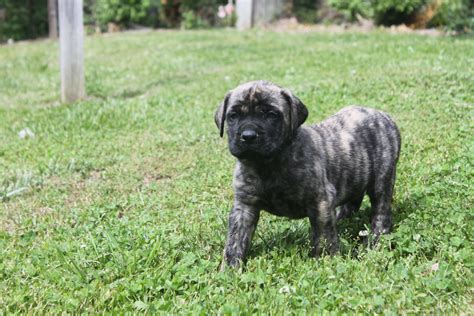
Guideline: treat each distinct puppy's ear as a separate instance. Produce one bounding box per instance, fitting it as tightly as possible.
[281,89,308,133]
[215,91,232,138]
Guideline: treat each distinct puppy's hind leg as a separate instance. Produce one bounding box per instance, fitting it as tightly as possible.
[336,194,364,221]
[368,168,396,236]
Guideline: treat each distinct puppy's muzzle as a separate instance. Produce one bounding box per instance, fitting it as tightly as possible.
[238,123,260,144]
[241,129,258,143]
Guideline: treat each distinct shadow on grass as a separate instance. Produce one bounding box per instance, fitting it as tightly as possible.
[245,192,426,261]
[248,222,310,260]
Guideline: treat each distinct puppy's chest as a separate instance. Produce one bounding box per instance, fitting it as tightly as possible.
[257,174,310,219]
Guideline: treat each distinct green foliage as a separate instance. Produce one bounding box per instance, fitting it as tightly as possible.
[328,0,374,21]
[0,30,473,313]
[180,10,210,30]
[293,0,320,23]
[372,0,429,25]
[328,0,473,30]
[0,0,48,41]
[429,0,474,31]
[221,11,237,28]
[180,0,227,27]
[180,0,227,12]
[92,0,229,30]
[93,0,161,28]
[328,0,429,24]
[372,0,427,16]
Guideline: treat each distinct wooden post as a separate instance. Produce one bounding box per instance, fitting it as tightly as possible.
[236,0,254,30]
[59,0,85,103]
[237,0,286,29]
[253,0,285,25]
[48,0,58,38]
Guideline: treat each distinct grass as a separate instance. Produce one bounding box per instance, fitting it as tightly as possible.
[0,29,473,313]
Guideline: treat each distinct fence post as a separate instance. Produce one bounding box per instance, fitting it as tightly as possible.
[48,0,58,38]
[58,0,85,103]
[236,0,254,30]
[237,0,286,30]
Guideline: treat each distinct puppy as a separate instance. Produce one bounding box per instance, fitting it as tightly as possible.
[215,81,401,267]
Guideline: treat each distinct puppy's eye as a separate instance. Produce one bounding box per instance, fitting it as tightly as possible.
[227,112,238,121]
[265,111,279,120]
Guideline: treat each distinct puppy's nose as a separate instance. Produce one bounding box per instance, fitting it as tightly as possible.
[241,130,258,142]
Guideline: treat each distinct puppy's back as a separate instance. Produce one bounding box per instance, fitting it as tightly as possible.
[310,106,401,203]
[313,105,401,161]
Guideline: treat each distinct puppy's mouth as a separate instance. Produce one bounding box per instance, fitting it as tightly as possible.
[229,142,275,161]
[232,148,265,160]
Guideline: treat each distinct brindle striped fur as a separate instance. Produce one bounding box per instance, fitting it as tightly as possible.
[215,81,401,267]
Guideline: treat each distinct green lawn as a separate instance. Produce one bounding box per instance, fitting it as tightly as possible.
[0,29,473,313]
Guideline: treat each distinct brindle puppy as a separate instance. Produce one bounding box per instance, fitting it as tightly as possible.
[215,80,401,267]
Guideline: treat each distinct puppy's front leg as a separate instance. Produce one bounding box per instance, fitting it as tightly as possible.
[223,202,260,268]
[309,199,339,257]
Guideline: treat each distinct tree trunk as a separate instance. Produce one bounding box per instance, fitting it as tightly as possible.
[48,0,58,38]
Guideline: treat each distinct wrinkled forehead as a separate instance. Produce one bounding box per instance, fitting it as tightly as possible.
[228,82,285,112]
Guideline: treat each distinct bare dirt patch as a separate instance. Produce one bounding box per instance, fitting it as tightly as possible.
[264,17,445,36]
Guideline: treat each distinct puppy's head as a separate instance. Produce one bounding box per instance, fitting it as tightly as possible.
[215,80,308,160]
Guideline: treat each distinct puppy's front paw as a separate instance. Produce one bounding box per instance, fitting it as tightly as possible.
[219,259,227,272]
[220,256,243,272]
[372,214,392,236]
[336,206,350,221]
[310,238,340,258]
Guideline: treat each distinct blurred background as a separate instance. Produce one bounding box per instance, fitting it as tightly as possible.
[0,0,472,43]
